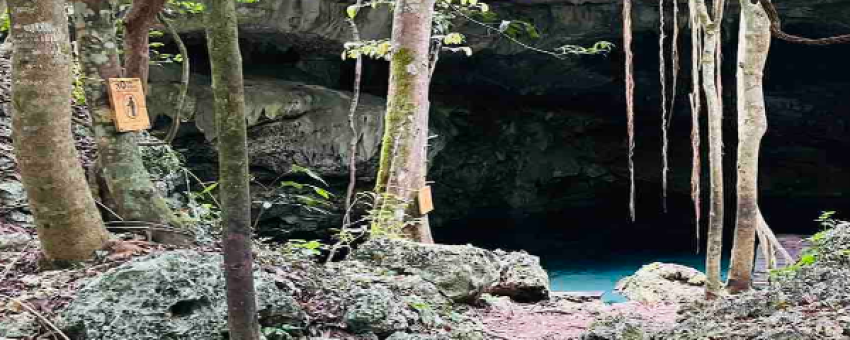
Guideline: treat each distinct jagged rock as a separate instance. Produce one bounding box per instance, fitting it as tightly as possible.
[60,251,306,340]
[487,250,550,302]
[344,286,409,335]
[0,312,38,339]
[0,232,32,251]
[582,315,648,340]
[353,238,501,302]
[615,262,706,304]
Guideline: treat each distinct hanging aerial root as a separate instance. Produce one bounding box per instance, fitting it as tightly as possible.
[669,0,680,119]
[624,0,636,221]
[659,0,669,213]
[760,0,850,45]
[688,0,703,251]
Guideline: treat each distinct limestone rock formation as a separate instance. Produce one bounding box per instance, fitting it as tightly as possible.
[353,238,502,302]
[60,251,306,340]
[487,249,551,302]
[615,262,706,304]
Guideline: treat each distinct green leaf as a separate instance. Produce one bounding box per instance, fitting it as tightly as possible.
[347,5,359,19]
[201,182,219,194]
[311,186,332,199]
[280,181,305,189]
[290,164,328,186]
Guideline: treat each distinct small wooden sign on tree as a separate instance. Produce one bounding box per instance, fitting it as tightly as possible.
[107,78,150,132]
[418,186,434,215]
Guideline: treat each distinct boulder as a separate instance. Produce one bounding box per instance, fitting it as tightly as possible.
[60,251,306,340]
[487,250,550,302]
[615,262,706,304]
[353,238,501,302]
[344,286,409,335]
[582,315,648,340]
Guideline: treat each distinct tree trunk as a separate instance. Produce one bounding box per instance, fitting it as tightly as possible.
[727,0,771,294]
[123,0,168,90]
[206,0,259,338]
[372,0,436,243]
[72,0,181,230]
[9,0,110,264]
[692,0,726,299]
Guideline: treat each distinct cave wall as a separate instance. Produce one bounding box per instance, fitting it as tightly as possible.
[159,0,850,240]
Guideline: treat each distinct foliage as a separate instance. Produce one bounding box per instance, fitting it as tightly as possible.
[769,212,844,280]
[72,61,87,105]
[282,239,329,257]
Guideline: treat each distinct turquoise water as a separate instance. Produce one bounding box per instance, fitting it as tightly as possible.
[545,250,729,303]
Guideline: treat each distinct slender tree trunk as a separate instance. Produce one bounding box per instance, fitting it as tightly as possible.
[160,12,190,144]
[373,0,436,243]
[206,0,259,338]
[72,0,181,230]
[728,0,771,294]
[692,0,726,299]
[124,0,168,90]
[9,0,110,264]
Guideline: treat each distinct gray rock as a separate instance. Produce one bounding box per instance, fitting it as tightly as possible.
[0,232,32,251]
[60,251,305,340]
[344,286,409,335]
[582,315,648,340]
[487,250,550,302]
[615,262,706,304]
[0,312,38,339]
[353,238,500,302]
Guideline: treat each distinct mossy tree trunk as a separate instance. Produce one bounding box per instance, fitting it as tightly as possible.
[9,0,110,264]
[373,0,437,243]
[206,0,259,338]
[72,0,181,229]
[692,0,726,299]
[727,0,771,294]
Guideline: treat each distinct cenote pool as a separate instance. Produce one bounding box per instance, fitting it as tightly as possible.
[434,198,836,304]
[544,249,730,303]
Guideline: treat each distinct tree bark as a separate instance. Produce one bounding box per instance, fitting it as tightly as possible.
[72,0,181,231]
[206,0,259,338]
[124,0,168,90]
[9,0,110,264]
[372,0,436,243]
[692,0,726,299]
[727,0,771,294]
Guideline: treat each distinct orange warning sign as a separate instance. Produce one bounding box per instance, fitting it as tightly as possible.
[108,78,150,132]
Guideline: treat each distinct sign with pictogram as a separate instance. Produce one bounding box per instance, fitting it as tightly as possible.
[107,78,150,132]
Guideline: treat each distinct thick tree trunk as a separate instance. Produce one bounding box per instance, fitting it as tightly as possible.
[727,0,771,294]
[124,0,168,90]
[9,0,110,264]
[692,0,726,299]
[372,0,436,243]
[206,0,259,338]
[72,0,181,230]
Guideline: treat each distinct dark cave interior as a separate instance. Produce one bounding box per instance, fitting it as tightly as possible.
[157,14,850,265]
